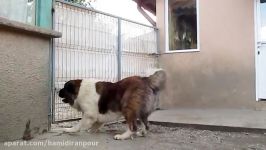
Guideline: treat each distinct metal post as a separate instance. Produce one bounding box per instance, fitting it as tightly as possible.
[156,29,160,68]
[48,37,55,127]
[156,29,160,55]
[155,29,160,110]
[50,0,56,124]
[117,18,122,80]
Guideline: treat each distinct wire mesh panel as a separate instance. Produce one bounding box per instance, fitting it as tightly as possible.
[52,0,159,122]
[121,20,159,78]
[53,1,118,122]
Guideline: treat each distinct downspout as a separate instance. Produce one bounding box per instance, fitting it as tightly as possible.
[137,4,156,27]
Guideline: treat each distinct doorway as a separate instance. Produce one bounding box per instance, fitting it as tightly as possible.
[256,0,266,100]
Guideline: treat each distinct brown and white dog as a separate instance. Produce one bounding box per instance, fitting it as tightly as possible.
[58,70,166,140]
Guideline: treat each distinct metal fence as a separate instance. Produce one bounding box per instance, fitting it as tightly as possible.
[52,0,159,123]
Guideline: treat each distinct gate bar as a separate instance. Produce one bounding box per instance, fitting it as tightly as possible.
[51,0,56,123]
[117,18,122,80]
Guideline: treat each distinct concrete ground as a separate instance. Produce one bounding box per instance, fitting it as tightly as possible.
[149,109,266,129]
[1,109,266,150]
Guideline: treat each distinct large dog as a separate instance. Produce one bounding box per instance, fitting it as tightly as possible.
[58,70,166,140]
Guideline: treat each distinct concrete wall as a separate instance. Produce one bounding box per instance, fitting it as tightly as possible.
[0,18,61,141]
[157,0,266,109]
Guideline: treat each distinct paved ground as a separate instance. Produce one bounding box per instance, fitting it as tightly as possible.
[1,122,266,150]
[149,109,266,129]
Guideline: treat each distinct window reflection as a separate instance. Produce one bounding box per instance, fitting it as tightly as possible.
[168,0,198,50]
[0,0,35,25]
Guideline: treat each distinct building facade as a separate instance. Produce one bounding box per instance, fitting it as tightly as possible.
[156,0,266,110]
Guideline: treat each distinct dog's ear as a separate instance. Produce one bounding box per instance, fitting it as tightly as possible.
[62,99,69,103]
[96,82,112,114]
[65,80,82,94]
[59,89,65,98]
[95,82,109,95]
[98,94,108,114]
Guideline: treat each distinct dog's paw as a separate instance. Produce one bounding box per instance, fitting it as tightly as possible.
[62,128,79,133]
[114,134,127,140]
[51,128,64,132]
[88,128,99,133]
[113,134,123,140]
[136,130,147,137]
[113,134,133,140]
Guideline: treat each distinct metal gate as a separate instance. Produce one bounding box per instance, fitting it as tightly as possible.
[52,0,159,123]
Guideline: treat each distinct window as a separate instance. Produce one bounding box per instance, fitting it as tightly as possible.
[0,0,36,25]
[165,0,199,52]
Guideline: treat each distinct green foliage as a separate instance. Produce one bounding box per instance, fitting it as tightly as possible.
[69,0,85,4]
[65,0,92,7]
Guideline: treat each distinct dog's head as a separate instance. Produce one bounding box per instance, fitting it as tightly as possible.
[59,80,82,105]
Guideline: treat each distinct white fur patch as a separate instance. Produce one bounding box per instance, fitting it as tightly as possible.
[114,128,134,140]
[63,79,121,133]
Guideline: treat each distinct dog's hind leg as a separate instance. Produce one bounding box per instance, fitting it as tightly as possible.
[136,116,149,137]
[114,90,140,140]
[113,125,135,140]
[141,116,149,131]
[136,122,147,137]
[114,112,137,140]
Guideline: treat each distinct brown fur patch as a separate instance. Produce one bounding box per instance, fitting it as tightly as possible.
[96,70,166,132]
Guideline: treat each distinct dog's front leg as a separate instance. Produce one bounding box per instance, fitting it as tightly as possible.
[63,114,95,133]
[63,123,81,133]
[88,122,103,133]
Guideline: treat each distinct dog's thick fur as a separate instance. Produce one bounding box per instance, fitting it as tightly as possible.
[58,79,122,133]
[58,70,166,140]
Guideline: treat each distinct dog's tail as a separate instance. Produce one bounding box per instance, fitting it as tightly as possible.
[148,69,166,92]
